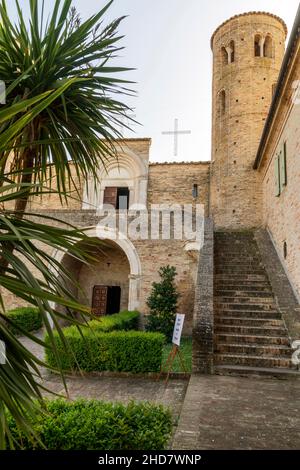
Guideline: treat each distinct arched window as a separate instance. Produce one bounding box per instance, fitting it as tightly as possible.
[228,41,235,63]
[254,34,262,57]
[221,42,235,65]
[221,46,228,65]
[264,35,273,58]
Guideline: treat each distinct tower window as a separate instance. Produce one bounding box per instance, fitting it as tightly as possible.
[221,46,228,65]
[264,36,273,58]
[228,41,235,63]
[192,184,198,198]
[221,41,235,65]
[254,35,262,57]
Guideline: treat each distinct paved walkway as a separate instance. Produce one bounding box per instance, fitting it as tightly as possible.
[21,332,300,450]
[20,332,187,421]
[172,374,300,450]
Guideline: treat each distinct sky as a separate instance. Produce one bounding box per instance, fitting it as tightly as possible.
[9,0,300,162]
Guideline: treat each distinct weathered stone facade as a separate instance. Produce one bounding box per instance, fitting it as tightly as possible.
[3,10,300,356]
[2,140,210,335]
[210,12,287,229]
[257,35,300,301]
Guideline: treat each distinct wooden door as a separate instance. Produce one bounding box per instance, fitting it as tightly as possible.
[92,286,108,316]
[103,187,117,207]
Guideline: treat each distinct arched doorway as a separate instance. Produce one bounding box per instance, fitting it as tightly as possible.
[51,227,142,322]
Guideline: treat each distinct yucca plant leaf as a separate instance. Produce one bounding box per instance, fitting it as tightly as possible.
[0,0,137,448]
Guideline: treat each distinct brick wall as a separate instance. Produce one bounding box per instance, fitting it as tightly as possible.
[148,162,209,213]
[258,38,300,301]
[192,218,214,373]
[210,12,286,229]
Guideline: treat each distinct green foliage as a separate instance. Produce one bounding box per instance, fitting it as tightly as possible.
[45,329,165,373]
[0,0,136,448]
[4,307,42,335]
[146,266,180,341]
[0,0,135,194]
[8,399,173,450]
[88,310,139,332]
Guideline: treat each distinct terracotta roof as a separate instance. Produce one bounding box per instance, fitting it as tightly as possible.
[211,11,288,49]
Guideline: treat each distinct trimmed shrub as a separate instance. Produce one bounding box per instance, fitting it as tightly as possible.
[8,399,173,450]
[5,307,42,335]
[88,310,139,332]
[146,266,180,341]
[45,329,165,373]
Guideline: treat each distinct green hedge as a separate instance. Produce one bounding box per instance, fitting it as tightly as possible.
[45,329,165,373]
[88,310,139,332]
[8,399,172,450]
[5,307,42,335]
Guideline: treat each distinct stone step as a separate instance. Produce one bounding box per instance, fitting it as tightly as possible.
[214,253,262,260]
[215,253,261,259]
[215,252,259,257]
[215,269,266,275]
[215,278,270,285]
[215,310,282,319]
[216,343,291,357]
[215,246,258,251]
[214,353,293,369]
[215,333,290,346]
[214,364,300,380]
[215,290,273,297]
[215,296,275,304]
[215,324,288,336]
[216,303,277,311]
[215,274,268,281]
[214,256,263,267]
[216,317,284,327]
[215,285,271,292]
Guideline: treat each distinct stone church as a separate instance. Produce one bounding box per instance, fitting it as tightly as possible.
[4,10,300,375]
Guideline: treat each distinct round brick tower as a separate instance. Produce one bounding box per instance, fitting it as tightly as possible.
[210,12,287,229]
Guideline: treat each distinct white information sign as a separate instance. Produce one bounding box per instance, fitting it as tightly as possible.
[172,314,185,346]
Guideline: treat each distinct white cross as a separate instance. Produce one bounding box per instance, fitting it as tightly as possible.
[162,118,191,157]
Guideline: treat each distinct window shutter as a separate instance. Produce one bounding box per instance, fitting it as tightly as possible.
[280,142,287,191]
[275,154,280,197]
[103,187,117,207]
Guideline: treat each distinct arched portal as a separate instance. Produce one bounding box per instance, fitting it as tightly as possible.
[51,227,142,323]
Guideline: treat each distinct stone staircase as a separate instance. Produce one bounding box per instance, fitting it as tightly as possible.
[214,231,299,378]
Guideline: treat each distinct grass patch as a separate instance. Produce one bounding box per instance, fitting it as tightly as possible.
[162,338,192,373]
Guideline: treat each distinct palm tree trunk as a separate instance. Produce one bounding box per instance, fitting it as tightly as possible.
[0,146,35,272]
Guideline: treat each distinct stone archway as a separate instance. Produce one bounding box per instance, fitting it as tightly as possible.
[51,227,142,322]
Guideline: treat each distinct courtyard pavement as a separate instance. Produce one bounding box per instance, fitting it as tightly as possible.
[19,332,187,424]
[20,332,300,450]
[172,374,300,450]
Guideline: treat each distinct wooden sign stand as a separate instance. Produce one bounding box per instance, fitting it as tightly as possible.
[158,343,188,385]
